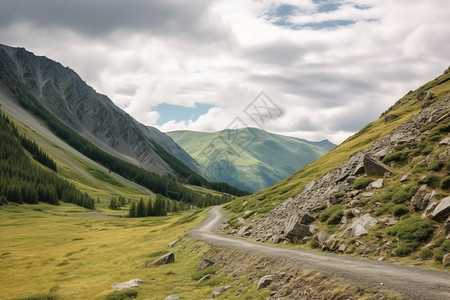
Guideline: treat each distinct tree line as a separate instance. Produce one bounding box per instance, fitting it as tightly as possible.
[0,110,95,209]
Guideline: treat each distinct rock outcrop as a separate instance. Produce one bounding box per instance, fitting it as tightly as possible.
[198,258,215,271]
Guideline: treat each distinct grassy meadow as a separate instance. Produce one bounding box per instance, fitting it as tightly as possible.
[0,203,217,300]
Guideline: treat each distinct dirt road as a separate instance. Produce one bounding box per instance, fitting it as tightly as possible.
[190,206,450,300]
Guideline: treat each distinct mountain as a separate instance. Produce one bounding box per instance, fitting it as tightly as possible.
[168,128,335,192]
[225,67,450,263]
[0,44,212,180]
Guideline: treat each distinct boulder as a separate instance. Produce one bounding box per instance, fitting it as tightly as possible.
[384,114,398,123]
[371,179,383,189]
[363,155,392,176]
[243,210,253,218]
[432,196,450,220]
[238,225,252,236]
[111,279,144,291]
[400,174,409,183]
[443,253,450,266]
[198,258,215,271]
[341,214,378,238]
[422,201,439,218]
[315,231,331,248]
[284,213,315,242]
[212,286,231,297]
[257,275,274,290]
[439,137,450,146]
[411,185,429,211]
[147,252,174,267]
[165,296,181,300]
[353,163,365,176]
[237,217,246,224]
[439,146,450,162]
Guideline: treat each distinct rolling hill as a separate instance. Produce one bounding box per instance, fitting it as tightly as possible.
[168,128,335,192]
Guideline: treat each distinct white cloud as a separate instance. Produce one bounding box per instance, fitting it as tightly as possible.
[0,0,449,144]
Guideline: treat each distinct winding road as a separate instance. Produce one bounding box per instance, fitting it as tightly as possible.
[190,206,450,300]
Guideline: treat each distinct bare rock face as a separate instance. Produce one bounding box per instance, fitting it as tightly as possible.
[111,279,144,291]
[363,155,392,176]
[257,275,274,290]
[198,258,215,271]
[147,252,174,267]
[341,214,378,238]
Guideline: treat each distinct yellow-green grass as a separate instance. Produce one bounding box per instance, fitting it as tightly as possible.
[0,203,219,300]
[225,69,450,222]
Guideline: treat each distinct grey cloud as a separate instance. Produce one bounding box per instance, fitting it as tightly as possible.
[243,40,305,66]
[0,0,228,43]
[114,85,137,96]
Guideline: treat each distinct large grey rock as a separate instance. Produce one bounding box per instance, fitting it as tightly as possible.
[165,295,181,300]
[111,279,144,291]
[257,275,274,290]
[363,155,392,176]
[147,252,174,267]
[198,258,215,271]
[315,231,331,248]
[341,214,378,238]
[238,225,252,236]
[284,213,315,242]
[432,197,450,220]
[411,185,429,211]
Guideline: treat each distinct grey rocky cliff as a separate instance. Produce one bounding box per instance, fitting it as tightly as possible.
[249,92,450,242]
[0,44,212,179]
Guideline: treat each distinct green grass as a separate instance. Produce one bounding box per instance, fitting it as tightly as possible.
[87,168,124,187]
[0,204,216,300]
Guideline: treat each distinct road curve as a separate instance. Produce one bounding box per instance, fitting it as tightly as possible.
[190,206,450,300]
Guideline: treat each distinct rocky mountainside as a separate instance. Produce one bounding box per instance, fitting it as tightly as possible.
[0,44,212,179]
[168,128,335,192]
[228,67,450,265]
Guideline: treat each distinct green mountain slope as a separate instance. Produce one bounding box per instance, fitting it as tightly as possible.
[168,128,335,192]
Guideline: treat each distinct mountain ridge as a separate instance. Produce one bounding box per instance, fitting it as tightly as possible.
[0,43,213,180]
[168,127,335,192]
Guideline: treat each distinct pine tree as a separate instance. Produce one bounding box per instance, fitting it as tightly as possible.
[146,198,153,216]
[129,202,136,218]
[137,198,146,217]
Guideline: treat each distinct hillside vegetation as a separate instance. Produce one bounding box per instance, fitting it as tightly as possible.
[225,67,450,266]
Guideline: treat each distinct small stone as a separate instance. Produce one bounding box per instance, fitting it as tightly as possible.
[237,217,246,224]
[243,210,253,218]
[165,295,181,300]
[400,174,409,183]
[371,179,383,189]
[440,137,450,146]
[418,175,427,184]
[338,244,346,252]
[257,275,274,290]
[378,257,384,262]
[168,239,181,248]
[198,274,211,283]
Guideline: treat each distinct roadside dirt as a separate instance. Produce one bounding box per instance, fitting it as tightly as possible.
[190,206,450,300]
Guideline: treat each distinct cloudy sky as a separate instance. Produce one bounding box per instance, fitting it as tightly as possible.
[0,0,449,144]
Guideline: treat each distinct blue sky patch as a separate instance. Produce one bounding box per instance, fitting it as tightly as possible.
[155,103,215,125]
